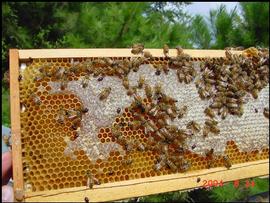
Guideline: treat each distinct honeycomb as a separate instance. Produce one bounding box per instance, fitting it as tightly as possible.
[18,53,269,193]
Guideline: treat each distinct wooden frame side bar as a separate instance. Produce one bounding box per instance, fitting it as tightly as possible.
[24,159,269,202]
[18,49,242,59]
[9,49,24,201]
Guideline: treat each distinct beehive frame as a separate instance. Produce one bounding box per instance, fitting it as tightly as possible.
[10,49,269,202]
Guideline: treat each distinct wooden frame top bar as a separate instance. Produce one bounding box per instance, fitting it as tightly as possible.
[18,49,242,59]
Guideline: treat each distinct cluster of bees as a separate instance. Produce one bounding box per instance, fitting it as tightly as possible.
[195,47,269,132]
[111,83,194,173]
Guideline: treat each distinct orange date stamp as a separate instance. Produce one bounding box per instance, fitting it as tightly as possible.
[201,179,255,189]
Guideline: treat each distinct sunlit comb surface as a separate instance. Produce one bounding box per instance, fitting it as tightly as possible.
[19,49,269,192]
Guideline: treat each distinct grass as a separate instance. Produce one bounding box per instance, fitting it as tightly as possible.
[1,87,269,202]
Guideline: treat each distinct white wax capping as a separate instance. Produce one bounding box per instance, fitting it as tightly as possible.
[48,63,269,160]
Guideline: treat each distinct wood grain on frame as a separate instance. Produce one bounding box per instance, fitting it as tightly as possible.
[10,49,24,201]
[18,49,242,59]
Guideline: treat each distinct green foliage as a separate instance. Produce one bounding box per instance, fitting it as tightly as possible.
[206,2,269,49]
[191,15,211,48]
[2,87,10,127]
[138,191,193,202]
[239,2,269,47]
[209,4,239,49]
[210,178,269,202]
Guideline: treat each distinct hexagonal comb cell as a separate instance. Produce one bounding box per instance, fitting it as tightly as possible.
[19,54,269,193]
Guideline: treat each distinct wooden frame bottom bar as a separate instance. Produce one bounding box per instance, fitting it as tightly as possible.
[24,159,269,202]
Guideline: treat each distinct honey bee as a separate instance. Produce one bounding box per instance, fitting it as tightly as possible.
[124,140,135,152]
[128,120,142,130]
[138,75,145,89]
[177,69,185,83]
[134,140,145,151]
[38,63,52,77]
[111,125,122,138]
[205,148,214,159]
[163,44,169,57]
[229,106,244,117]
[81,75,90,88]
[117,107,121,114]
[165,107,177,120]
[103,57,114,66]
[84,197,90,203]
[30,93,41,105]
[54,66,66,79]
[176,46,183,56]
[210,101,222,109]
[97,75,104,81]
[191,144,196,150]
[131,43,144,55]
[122,76,130,89]
[33,74,43,82]
[146,136,156,147]
[263,107,269,119]
[18,74,23,82]
[80,107,89,114]
[155,64,162,75]
[143,121,156,134]
[180,160,191,172]
[147,119,159,132]
[107,168,114,176]
[223,155,232,169]
[202,125,210,138]
[127,86,137,96]
[122,155,133,165]
[166,159,178,172]
[219,106,228,120]
[143,51,153,59]
[93,67,103,78]
[161,95,178,105]
[66,108,83,120]
[160,128,174,141]
[205,118,218,127]
[178,105,188,119]
[186,121,201,133]
[184,74,194,84]
[162,64,170,74]
[204,107,215,118]
[165,125,178,134]
[149,105,160,117]
[71,118,81,130]
[56,108,66,124]
[153,159,166,171]
[197,177,201,183]
[86,171,100,189]
[131,57,144,72]
[154,83,163,97]
[60,76,68,90]
[226,102,238,109]
[251,89,259,99]
[99,87,111,100]
[154,130,166,141]
[93,58,108,67]
[198,88,210,100]
[144,84,152,99]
